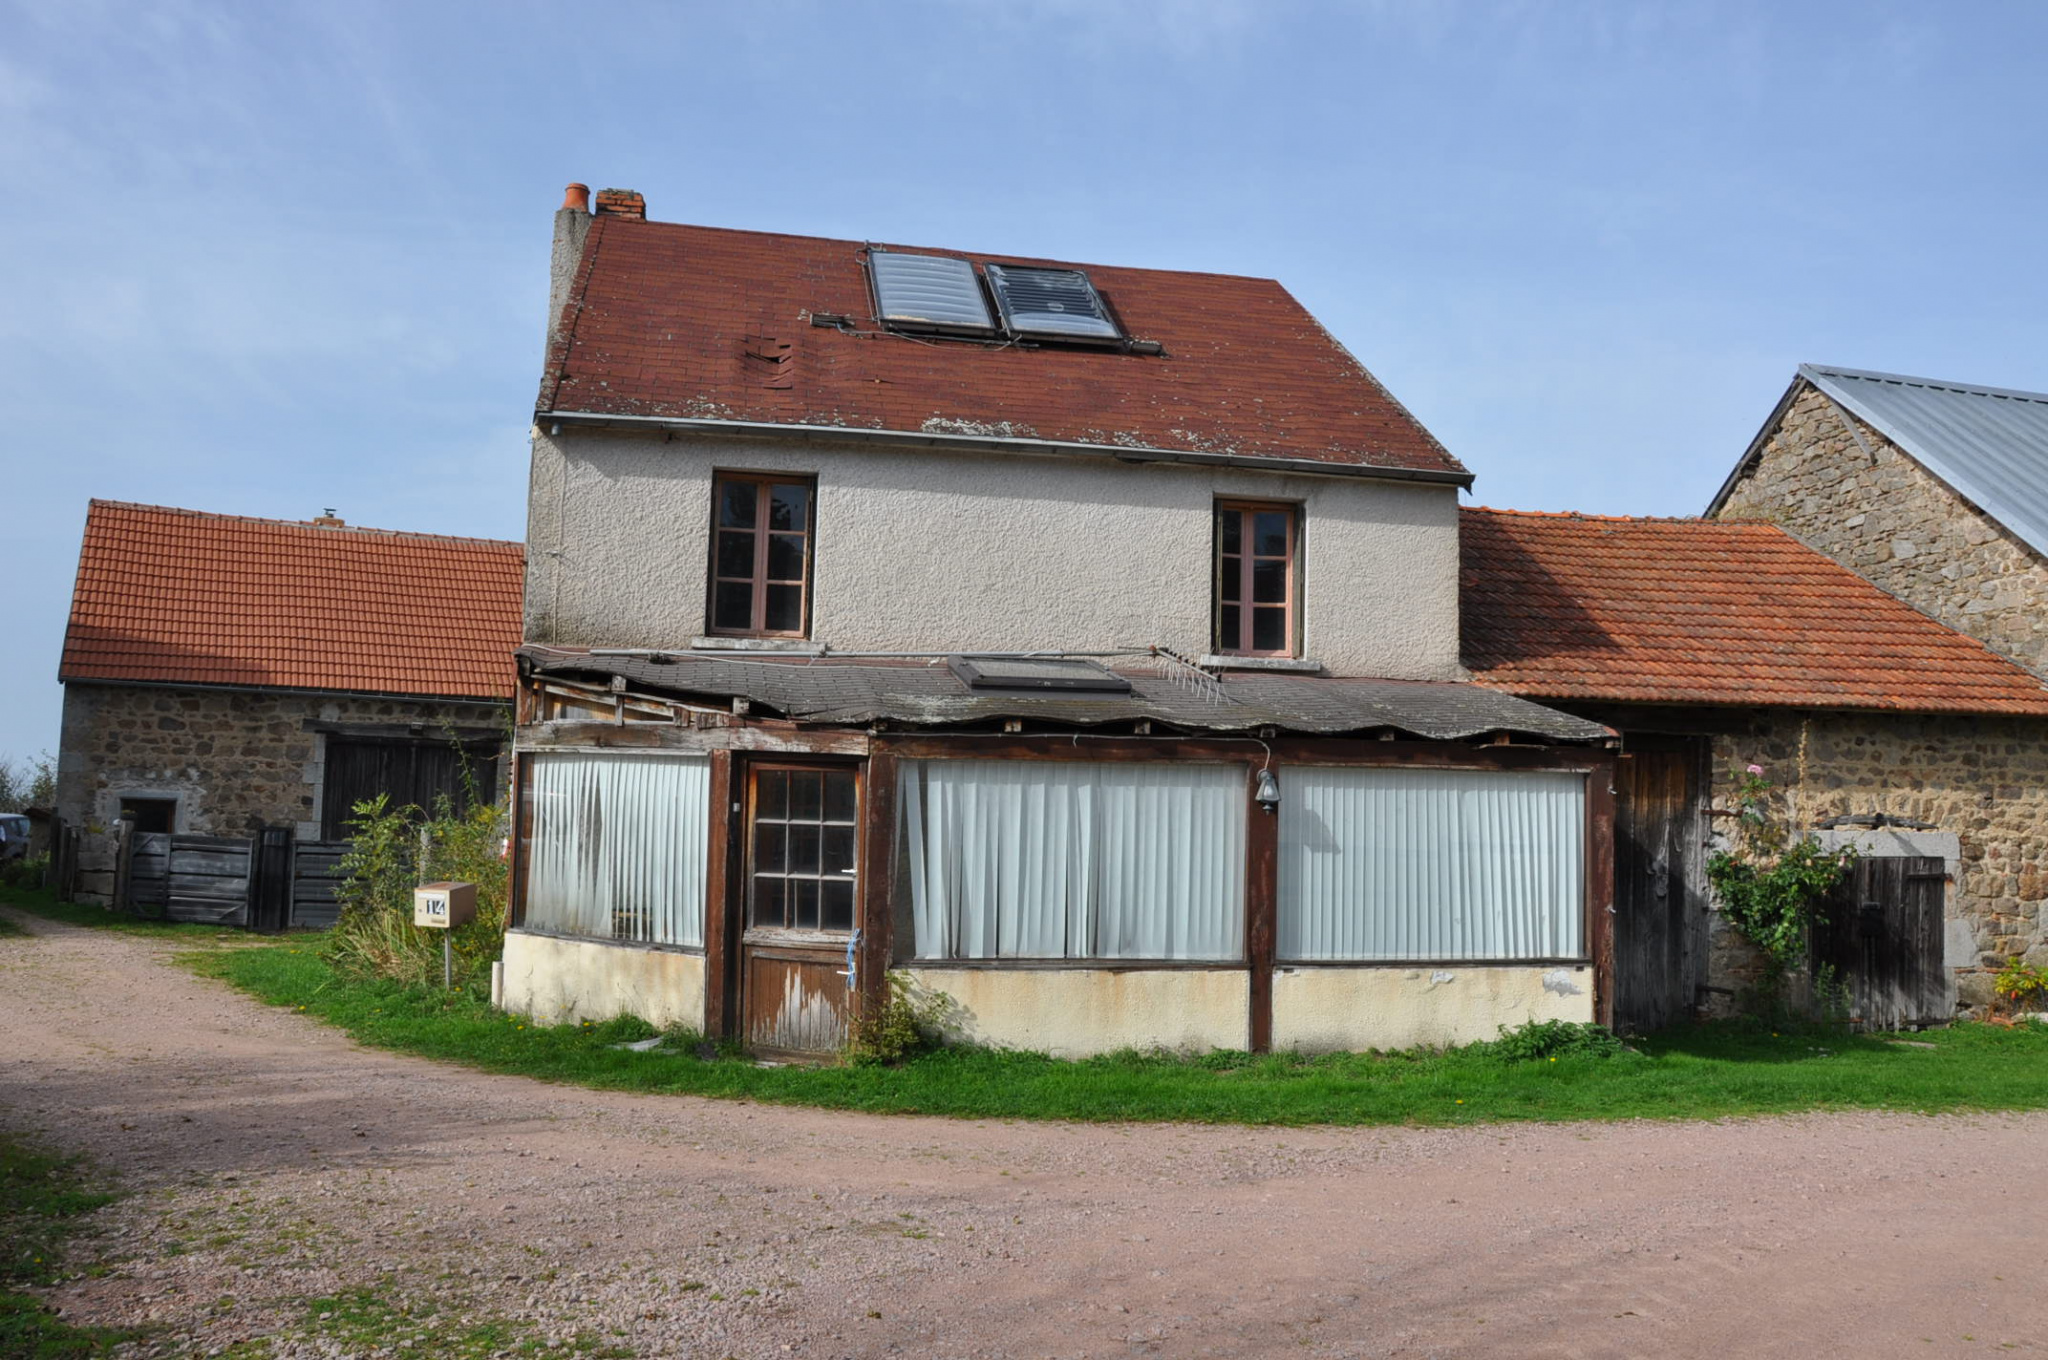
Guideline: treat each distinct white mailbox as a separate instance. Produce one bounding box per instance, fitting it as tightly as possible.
[413,881,478,929]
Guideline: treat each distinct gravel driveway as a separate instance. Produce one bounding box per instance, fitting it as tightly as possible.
[3,909,2044,1359]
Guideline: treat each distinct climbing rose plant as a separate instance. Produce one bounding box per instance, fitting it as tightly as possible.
[1704,763,1854,973]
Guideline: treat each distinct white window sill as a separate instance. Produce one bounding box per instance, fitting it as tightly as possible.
[1198,655,1325,674]
[690,636,825,655]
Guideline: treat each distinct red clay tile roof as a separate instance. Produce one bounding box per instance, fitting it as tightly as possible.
[540,215,1466,479]
[1460,507,2048,715]
[62,501,524,701]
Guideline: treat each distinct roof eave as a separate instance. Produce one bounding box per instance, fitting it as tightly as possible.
[537,409,1476,489]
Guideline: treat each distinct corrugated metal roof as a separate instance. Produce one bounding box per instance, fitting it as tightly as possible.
[520,648,1614,744]
[1798,364,2048,558]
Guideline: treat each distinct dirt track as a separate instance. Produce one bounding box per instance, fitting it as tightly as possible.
[3,909,2044,1359]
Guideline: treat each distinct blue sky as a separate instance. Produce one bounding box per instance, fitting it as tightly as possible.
[3,0,2045,763]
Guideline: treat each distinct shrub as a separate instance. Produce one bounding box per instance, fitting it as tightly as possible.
[1475,1019,1628,1062]
[0,854,47,891]
[845,973,951,1065]
[1993,957,2048,1015]
[329,794,507,992]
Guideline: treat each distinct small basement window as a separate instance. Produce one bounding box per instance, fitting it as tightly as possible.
[983,263,1122,342]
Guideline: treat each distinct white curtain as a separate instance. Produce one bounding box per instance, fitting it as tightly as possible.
[903,760,1244,961]
[525,752,710,947]
[1278,766,1584,961]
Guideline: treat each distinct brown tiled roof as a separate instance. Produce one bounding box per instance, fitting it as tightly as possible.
[1460,507,2048,715]
[61,501,523,700]
[539,215,1466,479]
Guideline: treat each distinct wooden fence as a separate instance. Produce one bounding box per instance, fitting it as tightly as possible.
[124,829,349,930]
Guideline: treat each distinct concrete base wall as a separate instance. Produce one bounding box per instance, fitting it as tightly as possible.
[904,967,1251,1058]
[502,930,707,1031]
[1271,964,1594,1052]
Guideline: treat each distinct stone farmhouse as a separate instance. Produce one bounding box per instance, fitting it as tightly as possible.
[497,186,2048,1053]
[56,501,523,904]
[505,186,1618,1058]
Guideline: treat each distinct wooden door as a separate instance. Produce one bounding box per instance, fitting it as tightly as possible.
[1815,855,1947,1029]
[740,764,861,1055]
[1612,739,1708,1033]
[321,736,501,839]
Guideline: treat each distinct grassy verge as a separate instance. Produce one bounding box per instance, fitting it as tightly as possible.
[185,936,2048,1127]
[0,1135,132,1359]
[0,884,254,944]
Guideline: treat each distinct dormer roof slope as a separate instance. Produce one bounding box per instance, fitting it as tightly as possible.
[539,214,1468,481]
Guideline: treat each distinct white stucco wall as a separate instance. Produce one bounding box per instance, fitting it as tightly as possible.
[903,967,1251,1057]
[501,930,707,1031]
[1271,964,1594,1052]
[525,427,1464,681]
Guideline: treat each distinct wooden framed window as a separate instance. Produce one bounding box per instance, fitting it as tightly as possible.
[748,766,859,933]
[1214,501,1298,656]
[710,473,814,637]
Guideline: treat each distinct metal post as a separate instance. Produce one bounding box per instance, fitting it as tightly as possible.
[444,935,452,991]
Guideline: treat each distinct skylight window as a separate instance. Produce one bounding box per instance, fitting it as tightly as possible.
[867,251,996,335]
[982,263,1122,342]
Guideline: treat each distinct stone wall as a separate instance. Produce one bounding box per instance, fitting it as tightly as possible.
[1698,707,2048,1014]
[1717,384,2048,677]
[56,682,508,903]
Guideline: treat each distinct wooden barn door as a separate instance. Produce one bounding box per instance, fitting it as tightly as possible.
[739,764,861,1056]
[1612,739,1708,1033]
[1815,856,1947,1029]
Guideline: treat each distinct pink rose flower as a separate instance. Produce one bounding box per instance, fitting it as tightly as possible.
[1746,763,1764,776]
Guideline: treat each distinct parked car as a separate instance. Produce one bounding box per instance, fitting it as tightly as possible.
[0,813,31,861]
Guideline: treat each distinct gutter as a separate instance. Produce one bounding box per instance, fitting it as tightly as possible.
[538,409,1475,489]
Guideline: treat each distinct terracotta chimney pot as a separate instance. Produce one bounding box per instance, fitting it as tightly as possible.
[562,182,591,213]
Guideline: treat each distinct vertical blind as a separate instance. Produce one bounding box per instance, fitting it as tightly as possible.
[1278,766,1585,961]
[525,752,710,948]
[903,760,1245,961]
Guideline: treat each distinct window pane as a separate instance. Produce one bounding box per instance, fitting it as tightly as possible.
[768,483,809,532]
[753,822,785,874]
[719,481,758,529]
[756,769,788,820]
[1219,604,1240,650]
[823,825,856,875]
[788,878,819,930]
[766,533,806,582]
[1252,558,1288,605]
[1253,510,1290,557]
[789,771,822,820]
[713,582,754,631]
[751,876,785,928]
[525,753,710,948]
[1216,508,1241,555]
[824,771,857,822]
[821,879,854,931]
[787,823,821,874]
[1252,607,1287,653]
[1218,556,1241,602]
[764,584,803,633]
[716,531,755,580]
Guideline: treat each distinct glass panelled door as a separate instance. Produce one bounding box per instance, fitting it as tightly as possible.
[741,764,860,1053]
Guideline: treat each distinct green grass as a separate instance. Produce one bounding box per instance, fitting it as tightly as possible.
[10,881,2048,1127]
[0,884,254,944]
[183,935,2048,1127]
[0,1134,133,1358]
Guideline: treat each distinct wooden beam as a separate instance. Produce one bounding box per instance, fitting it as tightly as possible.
[1585,751,1619,1029]
[703,749,739,1040]
[1245,764,1278,1053]
[508,751,531,930]
[518,721,870,756]
[858,752,899,1026]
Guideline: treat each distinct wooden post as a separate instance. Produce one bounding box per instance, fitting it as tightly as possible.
[1245,761,1278,1053]
[1586,753,1619,1030]
[110,816,135,916]
[702,748,737,1040]
[858,751,899,1025]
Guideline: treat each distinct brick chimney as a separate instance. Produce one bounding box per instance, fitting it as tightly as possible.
[311,509,345,528]
[593,187,646,220]
[547,182,596,359]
